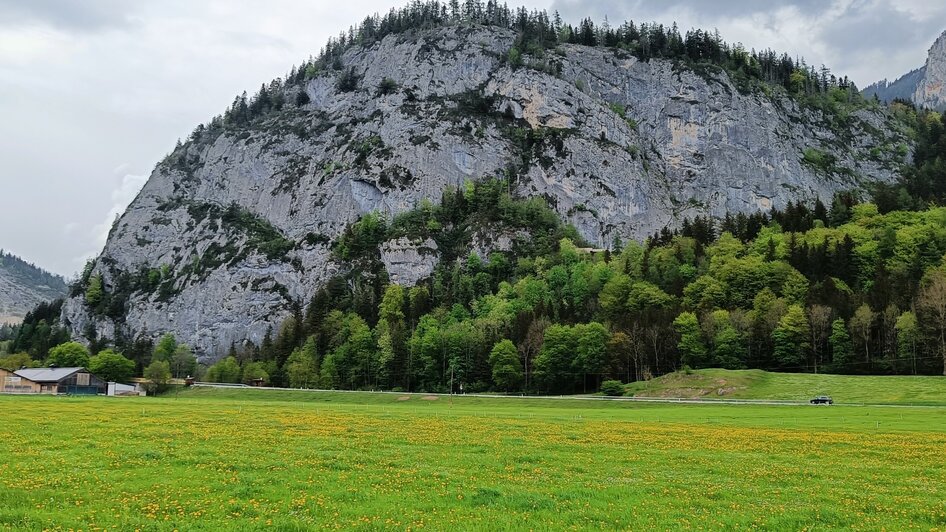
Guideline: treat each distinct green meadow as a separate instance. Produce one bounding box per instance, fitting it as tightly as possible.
[626,368,946,405]
[1,386,945,530]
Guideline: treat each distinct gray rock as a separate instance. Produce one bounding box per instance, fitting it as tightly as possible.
[381,237,439,287]
[915,31,946,111]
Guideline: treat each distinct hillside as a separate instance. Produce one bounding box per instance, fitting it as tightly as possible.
[625,369,946,405]
[60,4,909,357]
[0,251,67,324]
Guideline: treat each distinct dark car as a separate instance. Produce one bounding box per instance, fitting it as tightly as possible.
[810,396,833,405]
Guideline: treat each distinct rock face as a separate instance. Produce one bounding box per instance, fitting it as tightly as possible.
[0,251,67,324]
[380,238,439,286]
[915,31,946,111]
[62,25,907,357]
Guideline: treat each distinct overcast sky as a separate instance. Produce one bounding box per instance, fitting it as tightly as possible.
[1,0,943,277]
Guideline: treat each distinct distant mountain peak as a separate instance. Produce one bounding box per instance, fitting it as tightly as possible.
[864,29,946,110]
[0,250,67,324]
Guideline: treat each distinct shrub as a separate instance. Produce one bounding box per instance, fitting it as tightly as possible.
[376,78,398,96]
[336,67,361,93]
[600,380,625,396]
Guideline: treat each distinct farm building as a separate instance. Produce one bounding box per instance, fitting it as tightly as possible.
[1,367,42,394]
[6,367,106,395]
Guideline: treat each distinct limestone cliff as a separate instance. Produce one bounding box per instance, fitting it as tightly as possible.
[914,31,946,111]
[62,25,908,357]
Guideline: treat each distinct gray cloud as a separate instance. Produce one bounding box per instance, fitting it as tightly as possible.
[821,1,943,57]
[0,0,142,31]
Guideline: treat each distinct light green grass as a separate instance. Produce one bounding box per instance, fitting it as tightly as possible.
[1,389,945,530]
[625,368,946,405]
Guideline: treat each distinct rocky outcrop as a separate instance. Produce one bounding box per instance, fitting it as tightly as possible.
[915,31,946,111]
[62,25,908,357]
[381,238,439,286]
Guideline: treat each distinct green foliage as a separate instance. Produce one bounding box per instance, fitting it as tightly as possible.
[0,352,37,371]
[286,336,321,388]
[489,339,522,391]
[152,333,178,363]
[170,344,197,379]
[335,67,361,92]
[142,360,171,394]
[48,342,91,368]
[674,312,708,368]
[206,357,242,384]
[88,349,136,383]
[772,305,810,369]
[507,46,522,68]
[242,362,270,385]
[376,77,398,96]
[85,274,104,307]
[895,311,919,374]
[829,319,854,372]
[599,379,625,396]
[334,211,389,262]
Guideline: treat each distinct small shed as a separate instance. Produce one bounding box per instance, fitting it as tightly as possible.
[107,381,146,397]
[14,367,106,395]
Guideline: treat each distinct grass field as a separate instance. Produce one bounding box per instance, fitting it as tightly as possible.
[625,369,946,405]
[1,388,945,530]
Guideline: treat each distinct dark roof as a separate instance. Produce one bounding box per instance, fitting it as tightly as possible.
[14,367,86,383]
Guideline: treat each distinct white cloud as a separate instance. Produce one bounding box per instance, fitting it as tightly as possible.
[73,173,148,272]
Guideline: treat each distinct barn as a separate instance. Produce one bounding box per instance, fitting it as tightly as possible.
[0,367,41,394]
[8,367,106,395]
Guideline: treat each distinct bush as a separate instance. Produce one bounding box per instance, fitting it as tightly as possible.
[599,380,625,397]
[376,78,398,96]
[143,360,171,395]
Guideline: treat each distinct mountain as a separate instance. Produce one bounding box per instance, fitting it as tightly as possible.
[914,31,946,111]
[0,251,68,324]
[862,30,946,110]
[861,67,926,104]
[61,9,909,357]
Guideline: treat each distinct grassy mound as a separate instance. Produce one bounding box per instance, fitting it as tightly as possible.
[624,369,946,405]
